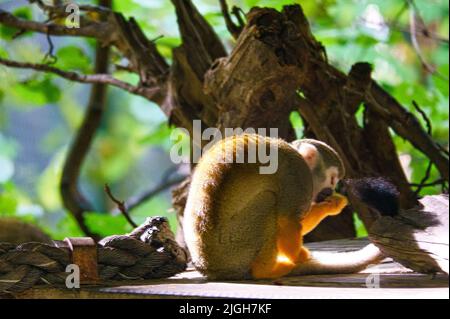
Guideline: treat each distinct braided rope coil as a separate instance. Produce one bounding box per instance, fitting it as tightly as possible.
[0,217,188,294]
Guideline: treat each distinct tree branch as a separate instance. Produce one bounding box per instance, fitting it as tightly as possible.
[125,176,186,213]
[1,5,170,96]
[410,178,447,188]
[0,58,161,100]
[219,0,244,39]
[113,166,187,214]
[357,1,449,46]
[367,83,449,181]
[0,8,114,40]
[407,0,449,80]
[104,184,137,228]
[171,0,227,79]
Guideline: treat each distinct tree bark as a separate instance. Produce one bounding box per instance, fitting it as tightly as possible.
[172,4,447,242]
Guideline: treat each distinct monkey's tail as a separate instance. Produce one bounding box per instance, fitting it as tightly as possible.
[289,244,385,276]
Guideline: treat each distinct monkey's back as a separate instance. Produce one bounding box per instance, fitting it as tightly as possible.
[183,134,313,279]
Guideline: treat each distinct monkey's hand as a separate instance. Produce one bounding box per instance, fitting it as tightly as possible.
[322,193,348,215]
[300,193,348,235]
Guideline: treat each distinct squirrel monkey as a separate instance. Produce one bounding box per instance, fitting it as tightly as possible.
[183,134,384,280]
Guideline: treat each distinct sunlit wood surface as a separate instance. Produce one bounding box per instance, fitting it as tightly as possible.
[14,238,449,299]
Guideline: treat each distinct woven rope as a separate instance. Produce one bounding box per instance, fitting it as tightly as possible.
[0,217,188,293]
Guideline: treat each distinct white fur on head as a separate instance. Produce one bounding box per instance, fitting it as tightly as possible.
[324,166,340,189]
[298,143,319,170]
[311,166,341,203]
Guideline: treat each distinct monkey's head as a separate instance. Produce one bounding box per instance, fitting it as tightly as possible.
[290,139,345,202]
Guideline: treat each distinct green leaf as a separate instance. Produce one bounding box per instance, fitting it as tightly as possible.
[289,111,303,139]
[138,123,172,147]
[354,103,365,128]
[0,25,17,39]
[354,34,379,47]
[0,7,32,39]
[13,7,32,20]
[12,76,61,106]
[353,213,368,237]
[56,46,91,73]
[0,186,18,215]
[0,46,7,58]
[36,150,64,211]
[85,213,133,237]
[433,64,449,97]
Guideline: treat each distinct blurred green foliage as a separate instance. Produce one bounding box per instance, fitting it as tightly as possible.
[0,0,448,239]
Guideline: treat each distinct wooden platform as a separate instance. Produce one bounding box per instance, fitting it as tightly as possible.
[14,238,449,299]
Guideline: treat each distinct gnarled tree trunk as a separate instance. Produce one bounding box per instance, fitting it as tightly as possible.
[169,3,447,243]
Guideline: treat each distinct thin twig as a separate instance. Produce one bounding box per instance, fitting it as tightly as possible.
[357,6,449,45]
[114,64,135,73]
[413,161,433,197]
[124,176,186,213]
[412,100,431,135]
[410,100,447,196]
[0,58,161,100]
[150,35,164,42]
[0,8,111,39]
[29,0,112,15]
[219,0,243,39]
[410,178,445,188]
[412,98,450,158]
[108,166,187,215]
[12,28,27,39]
[411,100,448,173]
[407,0,449,81]
[43,30,57,64]
[231,6,246,27]
[104,184,137,228]
[390,2,408,29]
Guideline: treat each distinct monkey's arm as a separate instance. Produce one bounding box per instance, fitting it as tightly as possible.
[300,194,348,236]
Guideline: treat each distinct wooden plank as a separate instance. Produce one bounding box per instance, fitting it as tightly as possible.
[11,238,449,299]
[370,194,449,274]
[15,276,449,299]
